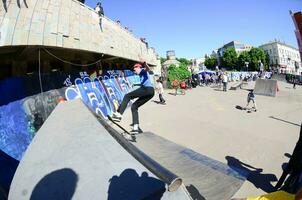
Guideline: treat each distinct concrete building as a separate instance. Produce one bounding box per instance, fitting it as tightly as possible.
[0,0,161,80]
[190,57,205,74]
[259,40,301,74]
[217,41,252,65]
[290,10,302,63]
[217,41,252,57]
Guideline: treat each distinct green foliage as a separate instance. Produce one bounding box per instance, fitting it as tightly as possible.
[221,48,238,70]
[167,64,191,83]
[160,57,167,64]
[204,57,217,70]
[177,58,192,66]
[248,48,267,71]
[237,51,251,71]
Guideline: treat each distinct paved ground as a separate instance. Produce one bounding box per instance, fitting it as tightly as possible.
[119,81,302,199]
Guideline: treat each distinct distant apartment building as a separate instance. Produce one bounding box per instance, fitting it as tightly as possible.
[290,11,302,62]
[217,41,252,57]
[217,41,252,65]
[259,40,301,74]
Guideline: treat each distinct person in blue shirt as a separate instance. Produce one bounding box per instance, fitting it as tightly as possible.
[112,62,154,134]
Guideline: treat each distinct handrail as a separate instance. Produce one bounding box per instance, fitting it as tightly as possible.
[89,110,183,192]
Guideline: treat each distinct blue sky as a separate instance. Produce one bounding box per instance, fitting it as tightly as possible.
[85,0,302,59]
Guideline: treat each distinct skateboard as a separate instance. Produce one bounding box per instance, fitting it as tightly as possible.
[246,108,257,113]
[107,115,136,142]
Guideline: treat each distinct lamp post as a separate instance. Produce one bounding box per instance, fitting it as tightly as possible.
[245,61,249,72]
[258,60,264,72]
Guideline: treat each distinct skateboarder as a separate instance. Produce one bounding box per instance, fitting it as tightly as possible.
[112,62,154,134]
[245,90,257,112]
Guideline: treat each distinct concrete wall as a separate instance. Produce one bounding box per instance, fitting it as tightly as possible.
[0,0,159,66]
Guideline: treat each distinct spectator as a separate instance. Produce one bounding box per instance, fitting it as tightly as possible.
[95,2,104,16]
[156,79,166,104]
[222,72,228,91]
[95,2,104,31]
[275,123,302,193]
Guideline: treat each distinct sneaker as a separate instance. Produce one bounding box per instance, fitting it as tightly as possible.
[112,113,122,122]
[130,127,143,135]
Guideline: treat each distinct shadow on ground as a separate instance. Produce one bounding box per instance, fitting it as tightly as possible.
[186,184,206,200]
[226,156,277,193]
[108,168,166,200]
[30,168,78,200]
[269,116,300,127]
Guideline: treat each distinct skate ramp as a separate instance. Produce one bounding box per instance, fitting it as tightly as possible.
[8,100,191,200]
[134,132,247,200]
[272,74,286,82]
[254,79,277,97]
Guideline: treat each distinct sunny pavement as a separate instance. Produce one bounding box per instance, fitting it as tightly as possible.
[119,81,302,198]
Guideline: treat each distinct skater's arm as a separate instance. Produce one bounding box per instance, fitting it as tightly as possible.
[142,62,151,72]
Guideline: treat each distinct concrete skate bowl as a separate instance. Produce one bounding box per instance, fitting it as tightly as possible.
[254,79,278,97]
[8,100,191,200]
[0,69,144,196]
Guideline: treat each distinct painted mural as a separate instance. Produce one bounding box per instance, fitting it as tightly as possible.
[0,69,142,194]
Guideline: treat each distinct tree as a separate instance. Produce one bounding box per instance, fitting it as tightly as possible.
[237,51,251,71]
[248,48,267,71]
[167,64,191,83]
[221,48,238,70]
[160,57,167,65]
[204,57,217,70]
[177,58,192,66]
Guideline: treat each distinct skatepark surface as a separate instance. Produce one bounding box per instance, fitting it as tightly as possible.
[118,80,302,199]
[8,100,191,200]
[8,80,302,199]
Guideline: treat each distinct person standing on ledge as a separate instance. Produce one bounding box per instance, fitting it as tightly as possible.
[95,2,104,30]
[112,62,154,134]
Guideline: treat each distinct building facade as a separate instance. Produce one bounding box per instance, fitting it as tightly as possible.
[259,41,301,74]
[217,41,252,65]
[190,58,205,73]
[217,41,252,57]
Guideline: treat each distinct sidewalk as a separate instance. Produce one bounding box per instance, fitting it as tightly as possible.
[119,81,302,198]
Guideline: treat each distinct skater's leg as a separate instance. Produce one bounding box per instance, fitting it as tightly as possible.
[113,87,146,120]
[131,87,154,126]
[117,87,145,114]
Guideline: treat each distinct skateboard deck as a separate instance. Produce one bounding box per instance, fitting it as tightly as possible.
[107,115,136,142]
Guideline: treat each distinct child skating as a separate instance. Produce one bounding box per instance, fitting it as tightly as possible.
[245,90,257,112]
